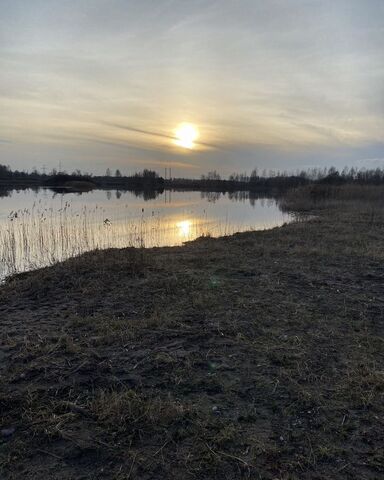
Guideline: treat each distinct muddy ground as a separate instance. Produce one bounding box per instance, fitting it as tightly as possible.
[0,200,383,479]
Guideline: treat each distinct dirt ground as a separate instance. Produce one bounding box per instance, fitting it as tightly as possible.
[0,200,383,479]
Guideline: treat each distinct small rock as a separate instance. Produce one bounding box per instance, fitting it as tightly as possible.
[1,427,15,437]
[212,406,220,414]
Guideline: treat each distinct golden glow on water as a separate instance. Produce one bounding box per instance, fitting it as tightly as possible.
[174,123,198,149]
[0,191,292,279]
[177,219,192,237]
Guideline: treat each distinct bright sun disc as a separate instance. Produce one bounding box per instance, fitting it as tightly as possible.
[174,124,198,149]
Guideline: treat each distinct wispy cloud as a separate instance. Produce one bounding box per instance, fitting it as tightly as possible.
[105,123,220,150]
[1,0,383,174]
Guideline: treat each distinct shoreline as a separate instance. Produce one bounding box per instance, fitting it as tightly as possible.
[0,181,287,198]
[0,190,293,282]
[1,200,383,479]
[0,215,296,284]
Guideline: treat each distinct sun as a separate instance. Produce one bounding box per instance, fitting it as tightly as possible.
[174,123,198,149]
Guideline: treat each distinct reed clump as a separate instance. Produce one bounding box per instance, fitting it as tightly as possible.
[0,200,288,279]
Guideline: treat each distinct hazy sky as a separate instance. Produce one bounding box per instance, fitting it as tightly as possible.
[1,0,383,176]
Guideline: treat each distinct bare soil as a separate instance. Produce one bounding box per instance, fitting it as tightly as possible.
[0,201,383,479]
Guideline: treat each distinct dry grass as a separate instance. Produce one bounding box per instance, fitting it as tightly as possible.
[0,201,286,279]
[91,389,188,429]
[1,189,384,479]
[280,183,384,212]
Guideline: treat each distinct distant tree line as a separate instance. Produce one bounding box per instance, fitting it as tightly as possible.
[0,165,164,190]
[165,166,384,193]
[94,169,163,189]
[1,163,384,193]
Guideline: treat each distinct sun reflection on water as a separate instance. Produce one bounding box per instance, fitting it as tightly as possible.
[177,219,192,237]
[0,191,292,280]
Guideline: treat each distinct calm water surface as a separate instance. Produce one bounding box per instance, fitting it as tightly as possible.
[0,189,293,278]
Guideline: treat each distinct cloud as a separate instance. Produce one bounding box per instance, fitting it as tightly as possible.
[135,159,199,170]
[0,0,383,174]
[104,123,220,149]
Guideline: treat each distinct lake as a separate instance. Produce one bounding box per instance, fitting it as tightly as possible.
[0,188,293,279]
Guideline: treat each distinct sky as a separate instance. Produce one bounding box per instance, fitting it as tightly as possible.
[1,0,383,177]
